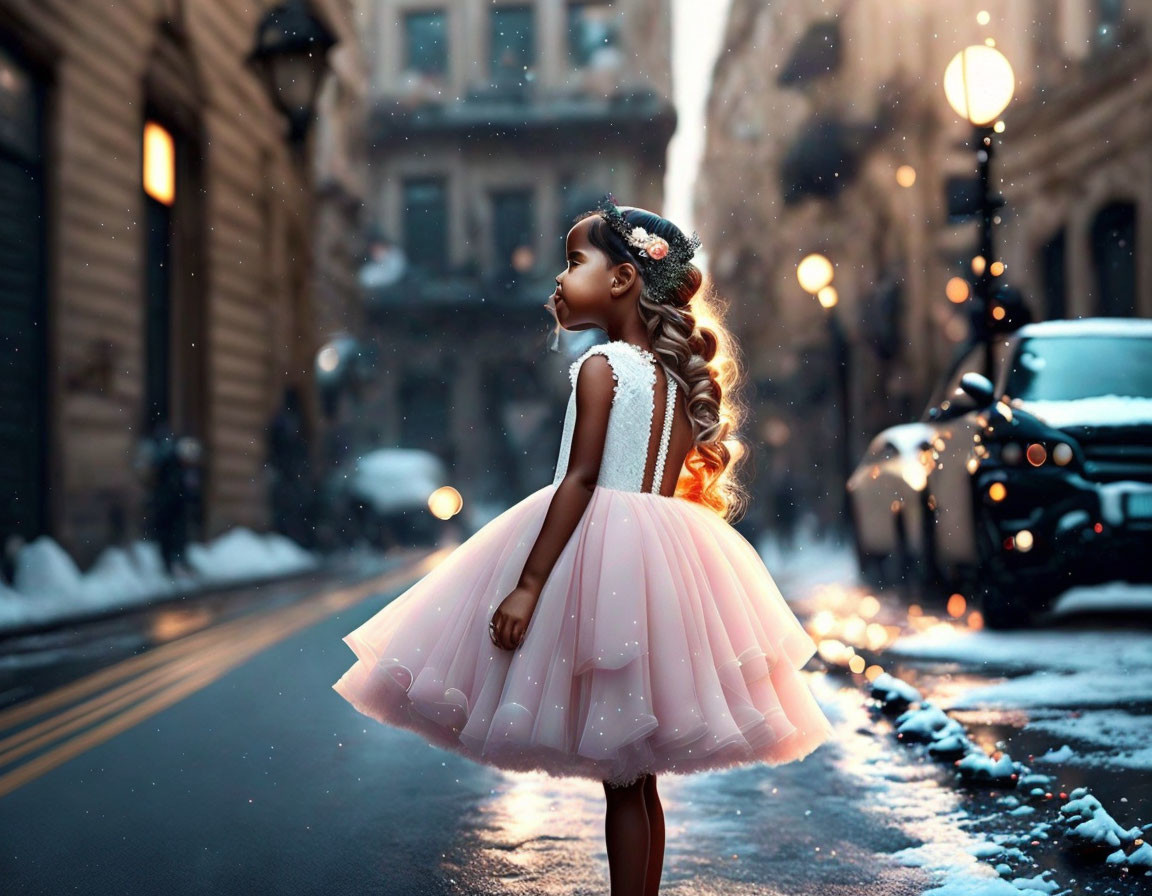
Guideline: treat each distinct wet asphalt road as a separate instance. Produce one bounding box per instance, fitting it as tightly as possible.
[0,549,959,896]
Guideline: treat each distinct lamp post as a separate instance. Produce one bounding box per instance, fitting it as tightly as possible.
[797,253,852,535]
[943,45,1015,382]
[247,0,338,160]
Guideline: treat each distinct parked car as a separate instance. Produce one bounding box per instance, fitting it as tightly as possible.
[321,448,463,550]
[848,318,1152,628]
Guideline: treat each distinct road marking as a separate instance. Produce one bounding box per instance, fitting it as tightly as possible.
[0,550,448,800]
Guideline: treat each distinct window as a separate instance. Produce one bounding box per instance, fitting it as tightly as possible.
[1006,336,1152,401]
[490,5,534,81]
[567,1,619,68]
[1040,229,1067,321]
[402,177,448,273]
[556,178,602,263]
[404,9,448,76]
[491,188,535,274]
[1091,201,1136,317]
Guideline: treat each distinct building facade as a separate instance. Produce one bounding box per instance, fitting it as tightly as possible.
[356,0,676,504]
[0,0,366,565]
[696,0,1149,528]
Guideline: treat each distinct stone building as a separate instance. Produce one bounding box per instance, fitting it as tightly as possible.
[0,0,367,564]
[357,0,676,504]
[695,0,1149,528]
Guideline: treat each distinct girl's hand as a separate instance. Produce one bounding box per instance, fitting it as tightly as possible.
[489,586,538,651]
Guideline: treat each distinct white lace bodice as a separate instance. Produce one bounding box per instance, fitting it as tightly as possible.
[552,340,678,494]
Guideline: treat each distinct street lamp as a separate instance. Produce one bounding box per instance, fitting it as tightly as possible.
[796,253,852,535]
[943,44,1015,381]
[796,252,834,294]
[247,0,338,149]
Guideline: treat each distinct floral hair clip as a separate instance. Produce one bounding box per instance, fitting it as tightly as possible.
[626,226,670,261]
[594,194,702,302]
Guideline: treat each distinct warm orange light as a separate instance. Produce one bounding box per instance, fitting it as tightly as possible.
[988,482,1007,502]
[947,593,967,617]
[991,304,1006,320]
[990,260,1006,277]
[1026,443,1047,466]
[428,486,463,520]
[817,285,839,308]
[143,121,175,205]
[971,255,987,276]
[946,277,971,303]
[896,165,917,188]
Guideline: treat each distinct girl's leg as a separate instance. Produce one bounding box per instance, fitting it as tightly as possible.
[603,776,650,895]
[642,774,665,896]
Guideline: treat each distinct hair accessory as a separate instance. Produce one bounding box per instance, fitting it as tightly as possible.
[595,194,701,301]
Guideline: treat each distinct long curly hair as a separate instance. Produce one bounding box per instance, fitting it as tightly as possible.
[572,206,750,522]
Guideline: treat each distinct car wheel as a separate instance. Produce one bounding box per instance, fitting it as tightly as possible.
[891,509,914,593]
[976,574,1038,630]
[849,494,887,588]
[914,499,948,607]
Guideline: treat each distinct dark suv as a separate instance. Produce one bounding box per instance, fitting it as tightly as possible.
[848,318,1152,628]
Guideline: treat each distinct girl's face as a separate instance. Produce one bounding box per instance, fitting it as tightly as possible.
[550,216,617,332]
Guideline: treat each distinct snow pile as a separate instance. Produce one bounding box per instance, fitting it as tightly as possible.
[916,868,1061,896]
[186,529,314,584]
[894,701,965,744]
[1056,787,1143,856]
[1112,841,1152,870]
[869,671,922,708]
[955,750,1019,786]
[0,529,317,634]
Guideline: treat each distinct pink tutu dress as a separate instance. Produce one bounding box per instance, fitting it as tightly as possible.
[332,340,835,786]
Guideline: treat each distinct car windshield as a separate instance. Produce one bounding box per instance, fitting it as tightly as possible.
[1006,336,1152,401]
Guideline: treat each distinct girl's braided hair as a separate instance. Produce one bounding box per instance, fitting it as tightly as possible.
[571,195,750,521]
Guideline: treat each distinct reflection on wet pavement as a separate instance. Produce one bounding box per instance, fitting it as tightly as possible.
[436,670,964,895]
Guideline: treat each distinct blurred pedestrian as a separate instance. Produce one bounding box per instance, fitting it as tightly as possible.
[136,424,200,574]
[267,387,313,548]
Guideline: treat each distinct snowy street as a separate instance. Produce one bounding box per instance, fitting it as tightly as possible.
[1,529,1148,893]
[0,539,938,895]
[774,529,1152,894]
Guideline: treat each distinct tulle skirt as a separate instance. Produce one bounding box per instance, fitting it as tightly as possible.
[332,482,835,787]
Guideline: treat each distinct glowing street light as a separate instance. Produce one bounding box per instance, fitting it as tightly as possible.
[943,45,1015,127]
[797,253,834,294]
[943,44,1015,382]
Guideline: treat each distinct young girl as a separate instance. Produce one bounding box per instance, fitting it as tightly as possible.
[332,195,836,894]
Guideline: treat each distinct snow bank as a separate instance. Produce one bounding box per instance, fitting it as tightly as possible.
[0,529,318,635]
[186,529,314,584]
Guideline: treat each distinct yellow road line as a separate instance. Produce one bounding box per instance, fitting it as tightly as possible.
[0,550,448,800]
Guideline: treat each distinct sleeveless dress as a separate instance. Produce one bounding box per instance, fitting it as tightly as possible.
[332,340,835,787]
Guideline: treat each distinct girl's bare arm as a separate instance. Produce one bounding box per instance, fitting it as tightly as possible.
[515,355,615,595]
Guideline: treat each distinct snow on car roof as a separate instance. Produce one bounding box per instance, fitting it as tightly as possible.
[1015,317,1152,338]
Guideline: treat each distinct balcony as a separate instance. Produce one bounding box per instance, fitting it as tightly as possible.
[368,86,676,146]
[363,263,557,312]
